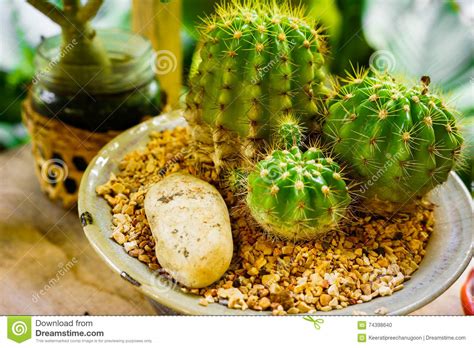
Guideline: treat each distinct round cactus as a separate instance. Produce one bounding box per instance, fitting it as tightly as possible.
[185,0,327,171]
[323,71,464,212]
[275,114,305,149]
[246,146,351,240]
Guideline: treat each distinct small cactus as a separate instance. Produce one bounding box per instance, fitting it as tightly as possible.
[323,71,464,212]
[224,167,248,195]
[246,146,351,240]
[275,114,305,149]
[185,0,327,171]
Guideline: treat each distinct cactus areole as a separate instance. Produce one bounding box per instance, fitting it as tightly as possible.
[247,146,350,241]
[323,71,464,212]
[185,1,327,171]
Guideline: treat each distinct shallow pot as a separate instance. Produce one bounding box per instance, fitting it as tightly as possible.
[78,111,474,315]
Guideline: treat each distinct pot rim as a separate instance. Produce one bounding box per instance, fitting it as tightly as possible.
[78,111,474,315]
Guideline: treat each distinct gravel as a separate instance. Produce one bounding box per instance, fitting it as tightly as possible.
[97,127,435,315]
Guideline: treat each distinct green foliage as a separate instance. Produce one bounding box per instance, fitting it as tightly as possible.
[0,122,29,150]
[329,0,373,75]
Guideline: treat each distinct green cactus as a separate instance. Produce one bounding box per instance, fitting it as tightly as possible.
[275,114,306,150]
[185,0,327,171]
[246,145,351,240]
[323,71,464,212]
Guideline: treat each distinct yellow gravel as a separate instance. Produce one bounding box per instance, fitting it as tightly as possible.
[97,127,435,315]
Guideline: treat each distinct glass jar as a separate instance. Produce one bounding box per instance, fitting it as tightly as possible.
[31,29,162,132]
[23,29,162,208]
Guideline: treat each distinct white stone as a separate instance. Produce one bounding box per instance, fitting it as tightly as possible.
[145,173,233,288]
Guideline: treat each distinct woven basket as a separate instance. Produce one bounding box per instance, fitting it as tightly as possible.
[22,97,121,208]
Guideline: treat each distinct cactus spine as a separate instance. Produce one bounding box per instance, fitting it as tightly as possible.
[185,0,327,171]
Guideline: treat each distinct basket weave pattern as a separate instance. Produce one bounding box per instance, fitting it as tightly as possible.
[22,98,120,208]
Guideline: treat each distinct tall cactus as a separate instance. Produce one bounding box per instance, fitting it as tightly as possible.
[323,71,464,212]
[185,0,328,171]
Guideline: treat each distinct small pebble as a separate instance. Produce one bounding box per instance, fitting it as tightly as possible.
[112,231,126,245]
[258,297,271,310]
[320,294,332,306]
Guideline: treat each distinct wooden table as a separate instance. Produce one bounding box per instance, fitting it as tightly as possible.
[0,145,471,315]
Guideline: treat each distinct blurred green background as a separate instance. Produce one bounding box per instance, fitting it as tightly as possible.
[0,0,472,189]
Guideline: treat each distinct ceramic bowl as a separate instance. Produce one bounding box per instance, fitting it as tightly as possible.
[78,111,474,315]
